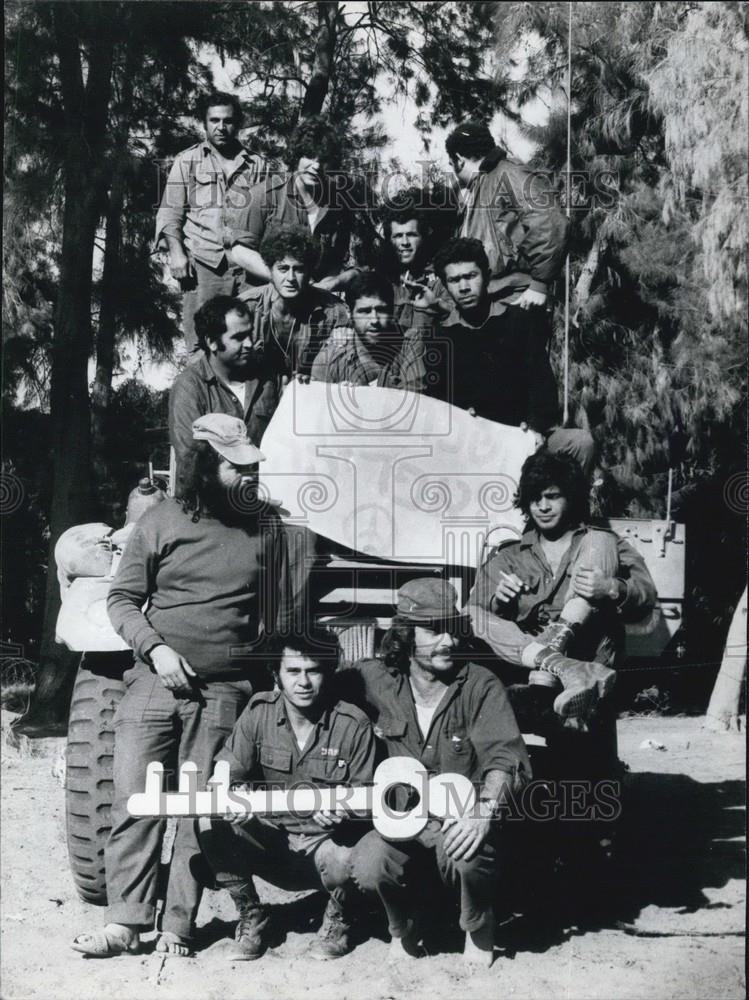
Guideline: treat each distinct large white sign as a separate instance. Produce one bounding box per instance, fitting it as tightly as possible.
[258,382,536,568]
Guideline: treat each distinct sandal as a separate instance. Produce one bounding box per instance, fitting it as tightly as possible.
[156,932,193,958]
[71,926,140,957]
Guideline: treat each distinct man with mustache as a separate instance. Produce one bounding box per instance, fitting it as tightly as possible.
[72,414,288,957]
[310,271,427,391]
[424,237,595,475]
[155,92,267,353]
[169,295,279,498]
[347,579,530,970]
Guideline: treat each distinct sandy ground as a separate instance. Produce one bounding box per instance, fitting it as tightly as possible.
[1,714,745,1000]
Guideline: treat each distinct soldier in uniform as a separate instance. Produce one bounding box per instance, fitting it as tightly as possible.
[199,626,376,961]
[230,115,359,294]
[467,451,657,719]
[348,579,531,970]
[155,91,267,352]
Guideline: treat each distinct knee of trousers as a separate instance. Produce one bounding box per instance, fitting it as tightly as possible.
[436,840,497,888]
[350,831,408,893]
[314,839,354,891]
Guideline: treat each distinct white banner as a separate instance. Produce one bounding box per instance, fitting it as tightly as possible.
[258,382,536,568]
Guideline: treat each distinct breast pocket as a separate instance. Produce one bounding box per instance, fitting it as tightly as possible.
[441,727,476,777]
[259,745,292,782]
[373,714,407,746]
[190,170,221,211]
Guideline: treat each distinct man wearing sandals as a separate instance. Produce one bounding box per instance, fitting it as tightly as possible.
[72,414,288,958]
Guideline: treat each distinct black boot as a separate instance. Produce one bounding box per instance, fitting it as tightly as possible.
[310,891,352,960]
[534,649,616,720]
[227,886,270,962]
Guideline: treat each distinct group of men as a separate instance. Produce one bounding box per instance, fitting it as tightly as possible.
[71,92,657,969]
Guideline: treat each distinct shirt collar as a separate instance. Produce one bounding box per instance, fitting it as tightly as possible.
[519,522,588,549]
[274,690,332,731]
[200,139,251,163]
[442,296,507,328]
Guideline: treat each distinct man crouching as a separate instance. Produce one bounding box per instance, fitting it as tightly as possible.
[198,626,376,961]
[348,580,531,970]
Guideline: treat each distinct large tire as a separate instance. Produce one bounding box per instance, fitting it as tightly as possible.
[65,653,130,906]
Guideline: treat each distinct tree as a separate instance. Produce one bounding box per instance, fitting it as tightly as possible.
[491,0,748,673]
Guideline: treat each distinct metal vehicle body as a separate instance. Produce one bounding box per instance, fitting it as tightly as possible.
[56,467,685,904]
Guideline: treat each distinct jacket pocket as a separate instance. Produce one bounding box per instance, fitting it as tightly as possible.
[260,745,292,773]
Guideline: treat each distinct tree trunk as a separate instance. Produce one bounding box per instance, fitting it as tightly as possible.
[91,181,123,501]
[300,1,339,117]
[704,586,747,732]
[15,6,116,737]
[572,235,605,324]
[91,34,139,504]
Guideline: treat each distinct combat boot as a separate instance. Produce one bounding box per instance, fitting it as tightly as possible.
[227,888,270,961]
[309,892,352,960]
[533,649,616,719]
[534,619,579,653]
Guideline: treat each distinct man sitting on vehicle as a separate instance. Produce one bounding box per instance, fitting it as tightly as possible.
[467,451,657,719]
[378,187,452,331]
[446,119,569,312]
[348,579,530,970]
[239,222,349,381]
[169,295,278,497]
[230,115,360,294]
[424,237,595,474]
[199,626,376,962]
[72,414,288,958]
[310,271,427,391]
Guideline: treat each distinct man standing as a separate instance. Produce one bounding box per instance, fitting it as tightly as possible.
[311,271,427,391]
[467,452,656,719]
[169,295,279,497]
[199,626,376,961]
[230,115,359,293]
[349,580,530,970]
[424,237,595,474]
[155,92,267,352]
[446,120,569,311]
[239,223,350,380]
[72,414,288,957]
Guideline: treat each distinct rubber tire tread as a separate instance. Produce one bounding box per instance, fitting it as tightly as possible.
[65,655,127,906]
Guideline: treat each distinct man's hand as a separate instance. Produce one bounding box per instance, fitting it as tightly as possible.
[403,277,439,310]
[312,809,345,829]
[516,287,547,310]
[150,644,197,694]
[573,567,619,603]
[441,812,492,861]
[494,570,526,604]
[168,249,194,284]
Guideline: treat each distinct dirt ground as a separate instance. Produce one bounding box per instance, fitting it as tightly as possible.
[1,714,745,1000]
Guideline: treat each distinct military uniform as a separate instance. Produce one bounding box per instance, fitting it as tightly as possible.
[200,689,376,898]
[467,523,657,667]
[348,578,531,941]
[155,141,267,351]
